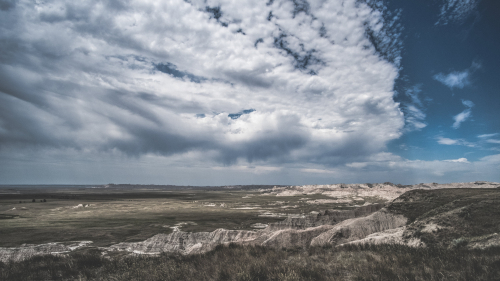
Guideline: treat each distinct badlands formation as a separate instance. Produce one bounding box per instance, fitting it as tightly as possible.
[1,181,499,261]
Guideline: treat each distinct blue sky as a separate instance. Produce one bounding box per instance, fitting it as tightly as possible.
[387,0,500,163]
[0,0,499,185]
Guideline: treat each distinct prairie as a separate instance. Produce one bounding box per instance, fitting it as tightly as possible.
[0,185,380,247]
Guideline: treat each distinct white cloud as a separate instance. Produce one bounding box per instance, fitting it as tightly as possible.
[437,137,458,145]
[437,136,475,147]
[452,109,471,129]
[477,133,500,145]
[433,62,480,89]
[436,0,480,25]
[444,157,469,163]
[452,99,474,129]
[433,70,470,89]
[478,133,499,138]
[0,0,405,177]
[403,84,427,132]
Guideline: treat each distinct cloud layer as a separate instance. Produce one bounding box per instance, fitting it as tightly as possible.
[435,0,481,25]
[0,0,405,170]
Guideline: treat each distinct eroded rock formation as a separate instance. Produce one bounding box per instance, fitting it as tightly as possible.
[2,183,500,262]
[0,241,92,263]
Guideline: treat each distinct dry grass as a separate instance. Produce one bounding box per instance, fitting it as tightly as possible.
[1,244,500,281]
[0,188,374,247]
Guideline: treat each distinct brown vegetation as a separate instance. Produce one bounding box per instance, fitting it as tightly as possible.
[1,244,500,280]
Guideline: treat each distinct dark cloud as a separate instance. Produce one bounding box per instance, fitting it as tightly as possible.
[0,0,15,11]
[318,25,327,38]
[290,0,311,18]
[0,94,74,149]
[205,6,222,20]
[254,38,264,48]
[215,117,310,164]
[267,11,273,21]
[102,122,208,157]
[224,70,272,88]
[306,136,384,167]
[205,5,228,27]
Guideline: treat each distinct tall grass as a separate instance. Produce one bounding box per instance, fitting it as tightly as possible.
[1,244,500,280]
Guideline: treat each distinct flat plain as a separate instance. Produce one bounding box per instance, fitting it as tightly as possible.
[0,184,385,247]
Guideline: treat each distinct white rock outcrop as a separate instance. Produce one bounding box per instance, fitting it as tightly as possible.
[0,241,92,263]
[310,209,408,247]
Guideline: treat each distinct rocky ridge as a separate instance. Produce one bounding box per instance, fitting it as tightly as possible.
[267,181,500,200]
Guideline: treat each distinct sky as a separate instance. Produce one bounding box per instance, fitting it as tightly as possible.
[0,0,499,185]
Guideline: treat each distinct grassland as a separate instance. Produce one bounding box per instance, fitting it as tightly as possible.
[0,185,382,247]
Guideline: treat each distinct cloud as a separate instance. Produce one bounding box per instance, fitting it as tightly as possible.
[461,99,474,108]
[444,157,469,163]
[434,70,470,89]
[404,105,427,131]
[435,0,481,25]
[433,61,480,89]
[436,136,475,147]
[452,99,474,129]
[478,133,499,138]
[452,110,471,129]
[477,133,500,145]
[0,0,15,11]
[334,152,499,184]
[437,137,459,145]
[402,84,427,132]
[0,0,404,172]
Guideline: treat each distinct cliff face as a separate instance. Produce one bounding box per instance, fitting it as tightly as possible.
[266,204,384,231]
[108,229,262,255]
[310,209,408,247]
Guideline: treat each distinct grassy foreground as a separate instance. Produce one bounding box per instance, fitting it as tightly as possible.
[1,244,500,281]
